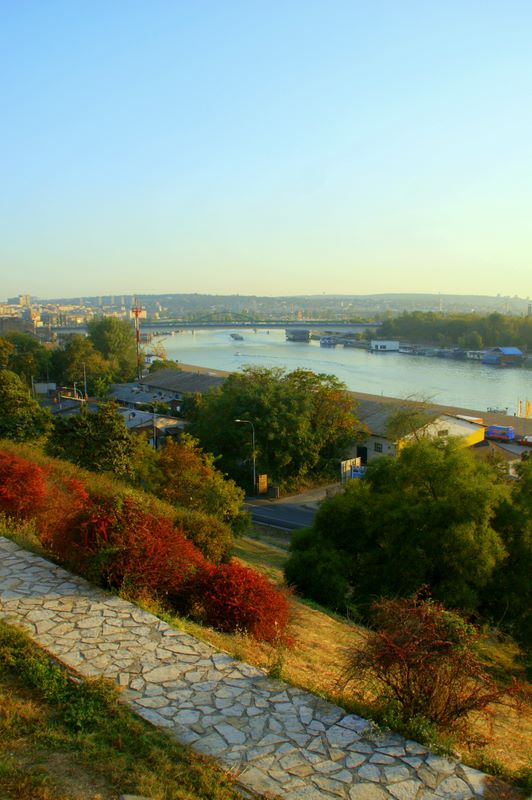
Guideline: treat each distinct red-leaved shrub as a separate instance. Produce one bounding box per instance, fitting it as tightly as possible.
[97,498,206,598]
[0,450,48,519]
[343,595,504,727]
[0,446,290,643]
[43,492,205,599]
[38,477,90,546]
[187,560,291,644]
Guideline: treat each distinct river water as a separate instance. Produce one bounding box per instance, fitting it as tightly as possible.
[161,328,531,414]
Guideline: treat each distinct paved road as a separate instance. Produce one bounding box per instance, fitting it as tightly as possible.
[245,502,315,530]
[245,484,340,530]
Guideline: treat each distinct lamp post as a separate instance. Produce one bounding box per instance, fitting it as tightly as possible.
[235,419,256,492]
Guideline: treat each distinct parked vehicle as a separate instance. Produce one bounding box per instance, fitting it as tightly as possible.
[485,425,515,442]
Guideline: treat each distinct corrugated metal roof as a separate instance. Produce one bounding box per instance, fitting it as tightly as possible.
[355,399,439,437]
[349,390,532,437]
[140,369,225,395]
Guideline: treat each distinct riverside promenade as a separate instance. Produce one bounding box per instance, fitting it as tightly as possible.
[0,536,496,800]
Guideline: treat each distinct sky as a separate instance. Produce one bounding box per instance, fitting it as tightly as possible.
[1,1,532,300]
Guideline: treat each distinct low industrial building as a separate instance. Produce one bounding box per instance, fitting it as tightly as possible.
[369,339,400,353]
[349,397,485,464]
[109,368,226,413]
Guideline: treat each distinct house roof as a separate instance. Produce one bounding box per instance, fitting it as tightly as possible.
[349,390,532,438]
[470,440,521,463]
[109,383,176,406]
[140,369,225,395]
[355,398,439,437]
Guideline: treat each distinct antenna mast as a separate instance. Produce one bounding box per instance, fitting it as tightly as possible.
[132,295,143,381]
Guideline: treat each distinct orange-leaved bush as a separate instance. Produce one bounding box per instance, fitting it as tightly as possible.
[187,560,291,644]
[0,450,48,519]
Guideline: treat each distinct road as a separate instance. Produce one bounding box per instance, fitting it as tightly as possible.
[244,484,340,530]
[244,502,315,530]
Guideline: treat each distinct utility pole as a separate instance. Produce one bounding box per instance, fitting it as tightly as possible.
[132,295,143,381]
[235,419,256,492]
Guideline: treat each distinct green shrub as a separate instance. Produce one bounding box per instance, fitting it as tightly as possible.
[173,508,233,563]
[284,528,350,611]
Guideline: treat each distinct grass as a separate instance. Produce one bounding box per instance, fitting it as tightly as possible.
[0,621,258,800]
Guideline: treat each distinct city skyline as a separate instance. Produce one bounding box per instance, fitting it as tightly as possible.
[1,1,531,298]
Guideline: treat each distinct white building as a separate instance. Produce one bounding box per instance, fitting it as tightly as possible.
[370,339,400,352]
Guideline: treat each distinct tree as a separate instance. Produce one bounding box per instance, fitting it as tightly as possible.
[87,318,137,380]
[0,338,14,369]
[3,333,51,385]
[384,399,434,443]
[45,402,152,480]
[189,366,365,489]
[485,458,532,665]
[149,434,249,535]
[50,335,114,393]
[0,370,52,442]
[148,359,181,373]
[285,438,507,615]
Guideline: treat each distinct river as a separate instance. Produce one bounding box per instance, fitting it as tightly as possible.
[160,328,531,414]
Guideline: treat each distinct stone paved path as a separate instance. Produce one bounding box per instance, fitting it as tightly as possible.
[0,537,494,799]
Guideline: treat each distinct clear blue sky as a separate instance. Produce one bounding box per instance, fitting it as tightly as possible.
[1,1,531,299]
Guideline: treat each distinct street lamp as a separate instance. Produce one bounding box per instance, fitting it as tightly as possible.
[234,419,256,491]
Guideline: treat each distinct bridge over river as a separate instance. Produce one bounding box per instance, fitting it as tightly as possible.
[52,320,383,336]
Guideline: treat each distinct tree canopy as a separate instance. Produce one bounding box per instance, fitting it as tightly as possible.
[285,438,508,614]
[50,334,114,394]
[483,457,532,663]
[0,369,52,442]
[188,366,365,488]
[87,318,137,380]
[379,310,532,349]
[2,333,51,385]
[149,434,249,534]
[45,402,151,480]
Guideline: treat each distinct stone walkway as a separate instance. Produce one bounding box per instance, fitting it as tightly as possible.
[0,537,494,799]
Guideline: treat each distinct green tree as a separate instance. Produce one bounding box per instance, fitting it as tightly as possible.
[190,366,365,489]
[46,402,152,480]
[50,335,114,393]
[150,434,249,535]
[485,458,532,665]
[286,438,507,615]
[4,333,51,385]
[384,400,434,443]
[458,330,483,350]
[0,369,52,442]
[148,359,182,373]
[87,318,137,380]
[0,338,14,369]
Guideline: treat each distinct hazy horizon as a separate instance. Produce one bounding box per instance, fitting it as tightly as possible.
[2,1,531,298]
